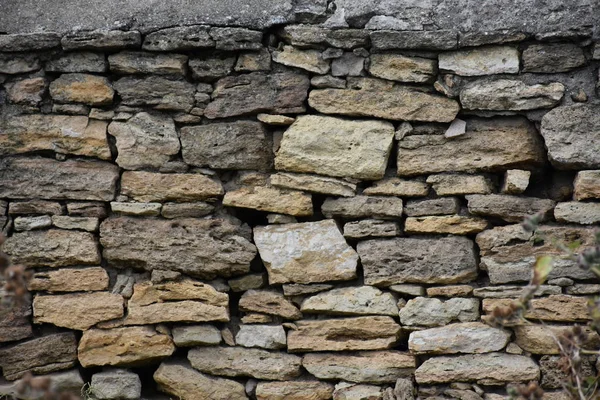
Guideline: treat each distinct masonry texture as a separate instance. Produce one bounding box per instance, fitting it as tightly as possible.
[0,1,600,399]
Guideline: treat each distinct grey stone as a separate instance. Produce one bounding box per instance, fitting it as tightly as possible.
[235,325,287,349]
[235,48,272,72]
[5,77,46,106]
[51,216,99,231]
[404,198,460,217]
[427,174,494,196]
[301,286,398,316]
[91,369,141,400]
[554,202,600,224]
[210,27,263,50]
[408,322,510,354]
[343,220,400,239]
[522,44,586,73]
[370,30,458,50]
[280,25,369,49]
[161,202,214,218]
[473,285,561,298]
[331,52,364,76]
[445,118,466,138]
[322,196,403,219]
[460,79,565,110]
[114,75,195,111]
[143,25,214,51]
[9,200,63,216]
[0,54,40,74]
[46,52,107,73]
[466,194,555,222]
[228,273,265,292]
[108,51,188,75]
[0,293,31,343]
[358,237,478,286]
[502,169,531,194]
[61,30,141,50]
[173,324,222,347]
[311,75,346,88]
[458,31,529,47]
[111,202,161,216]
[14,215,52,231]
[399,297,479,327]
[389,284,424,297]
[282,284,334,296]
[575,170,600,200]
[0,32,61,51]
[540,355,595,390]
[439,46,519,76]
[189,55,236,81]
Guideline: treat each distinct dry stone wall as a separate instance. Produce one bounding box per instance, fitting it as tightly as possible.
[0,4,600,399]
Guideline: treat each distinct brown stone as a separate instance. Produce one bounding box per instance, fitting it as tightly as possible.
[50,73,114,105]
[256,380,334,400]
[0,294,31,343]
[114,75,195,111]
[28,267,109,292]
[8,200,63,216]
[483,295,590,322]
[574,171,600,200]
[121,171,223,202]
[368,54,437,83]
[223,186,313,217]
[271,173,357,197]
[239,290,302,320]
[514,325,600,354]
[426,285,473,297]
[405,216,488,235]
[5,77,46,106]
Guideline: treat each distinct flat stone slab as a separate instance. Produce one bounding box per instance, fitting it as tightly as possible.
[408,322,510,354]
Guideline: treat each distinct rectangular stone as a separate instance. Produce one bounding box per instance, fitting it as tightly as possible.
[8,200,63,216]
[343,220,400,239]
[121,171,223,202]
[482,295,590,322]
[114,75,195,111]
[368,54,437,83]
[574,170,600,200]
[466,194,555,223]
[439,46,519,76]
[66,202,107,218]
[322,196,403,220]
[46,52,107,73]
[223,186,313,217]
[143,25,214,51]
[61,30,141,50]
[270,173,357,197]
[405,215,488,235]
[554,202,600,225]
[52,216,99,231]
[281,25,369,49]
[108,51,188,75]
[0,293,31,343]
[370,30,458,50]
[29,267,109,292]
[363,178,429,197]
[404,198,460,217]
[111,202,162,216]
[426,174,494,196]
[0,32,61,51]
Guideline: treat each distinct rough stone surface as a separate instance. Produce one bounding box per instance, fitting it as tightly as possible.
[363,178,429,197]
[189,55,235,81]
[460,79,564,110]
[173,324,222,347]
[574,170,600,200]
[5,77,46,106]
[223,186,312,216]
[439,46,519,76]
[554,202,600,224]
[29,267,109,292]
[322,196,403,219]
[357,237,477,286]
[399,297,479,327]
[239,290,302,320]
[368,54,437,83]
[502,169,531,194]
[300,286,398,316]
[61,30,141,50]
[108,51,187,75]
[427,174,494,196]
[343,220,400,239]
[50,73,114,106]
[466,194,555,223]
[272,45,330,74]
[370,30,457,51]
[522,44,586,73]
[408,323,510,354]
[114,75,195,111]
[271,173,357,197]
[404,198,460,217]
[483,295,590,322]
[161,202,214,218]
[404,216,488,235]
[14,215,52,231]
[514,325,600,354]
[256,380,334,400]
[143,26,214,51]
[120,171,223,202]
[236,325,287,350]
[91,369,141,400]
[254,220,358,284]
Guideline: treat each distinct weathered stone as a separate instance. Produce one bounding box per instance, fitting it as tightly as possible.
[5,77,46,106]
[0,333,77,380]
[554,202,600,224]
[111,202,161,216]
[52,216,98,231]
[124,280,229,325]
[0,32,61,51]
[0,114,111,159]
[29,267,109,292]
[173,324,221,347]
[155,361,247,400]
[189,55,235,81]
[400,297,479,327]
[343,220,400,239]
[161,202,214,218]
[236,325,286,350]
[14,215,52,231]
[427,174,494,196]
[522,44,586,73]
[540,104,600,169]
[257,114,295,126]
[49,73,114,106]
[333,383,383,400]
[445,119,467,139]
[236,48,272,72]
[466,194,555,223]
[204,72,309,118]
[121,171,223,202]
[61,30,141,50]
[405,216,488,235]
[363,178,429,197]
[143,25,214,51]
[303,351,415,384]
[415,353,539,384]
[46,52,107,73]
[271,173,356,197]
[188,346,302,380]
[439,46,519,76]
[288,316,400,352]
[368,54,436,83]
[322,196,403,220]
[398,118,545,176]
[282,284,334,296]
[79,328,171,369]
[114,75,195,111]
[91,369,141,400]
[4,229,100,267]
[275,115,394,180]
[272,45,329,74]
[460,79,564,110]
[514,325,600,354]
[52,103,90,115]
[256,380,334,400]
[8,200,63,216]
[309,77,459,122]
[404,198,460,217]
[228,273,265,292]
[100,217,256,279]
[370,30,457,50]
[331,52,364,76]
[311,75,346,88]
[502,170,531,194]
[108,112,179,170]
[210,27,262,50]
[239,290,302,320]
[0,292,31,343]
[483,295,590,322]
[566,284,600,295]
[223,186,312,217]
[181,121,271,170]
[574,170,600,200]
[358,237,477,286]
[540,355,595,390]
[281,26,369,49]
[389,284,424,297]
[254,220,358,284]
[33,292,123,330]
[301,286,397,316]
[0,54,40,74]
[409,323,509,354]
[242,314,274,324]
[65,202,106,218]
[477,225,598,284]
[427,285,473,297]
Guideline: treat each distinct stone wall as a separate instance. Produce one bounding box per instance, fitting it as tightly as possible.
[0,3,600,399]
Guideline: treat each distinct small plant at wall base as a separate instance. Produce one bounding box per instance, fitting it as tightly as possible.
[485,213,600,400]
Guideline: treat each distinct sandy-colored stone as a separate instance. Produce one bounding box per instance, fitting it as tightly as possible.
[257,114,295,125]
[253,220,358,284]
[483,295,590,322]
[333,383,383,400]
[400,297,479,327]
[439,46,519,76]
[8,200,63,216]
[50,73,114,105]
[271,173,357,197]
[239,290,302,320]
[574,170,600,200]
[110,202,161,216]
[161,202,214,218]
[301,286,398,316]
[275,115,395,180]
[502,170,531,194]
[408,322,510,354]
[256,380,334,400]
[223,186,312,217]
[78,326,175,367]
[404,198,460,217]
[460,79,564,110]
[5,77,46,106]
[29,267,109,292]
[121,171,223,202]
[427,174,494,196]
[363,178,429,197]
[426,285,473,297]
[272,45,329,74]
[51,216,98,231]
[466,194,555,223]
[303,351,415,383]
[554,202,600,224]
[309,77,459,122]
[287,316,400,352]
[514,325,600,354]
[405,216,488,235]
[368,54,437,83]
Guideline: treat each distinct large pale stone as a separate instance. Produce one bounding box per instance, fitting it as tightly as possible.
[204,72,309,118]
[0,157,119,201]
[4,229,100,267]
[78,326,175,367]
[303,351,415,383]
[100,217,256,279]
[466,194,555,223]
[439,46,519,76]
[287,317,400,352]
[483,295,590,322]
[301,286,398,316]
[154,362,248,400]
[514,325,600,354]
[253,220,358,284]
[235,325,286,350]
[108,112,180,170]
[427,174,494,196]
[275,115,394,180]
[357,237,477,286]
[540,104,600,169]
[29,267,109,292]
[0,333,77,381]
[188,347,302,380]
[477,225,598,284]
[271,173,357,197]
[415,353,540,384]
[574,171,600,200]
[121,171,223,202]
[460,79,564,110]
[223,186,313,217]
[399,297,479,327]
[322,196,403,220]
[405,216,488,235]
[397,117,545,176]
[554,202,600,225]
[111,202,161,216]
[256,381,334,400]
[522,44,586,73]
[363,178,429,197]
[114,75,195,111]
[309,77,459,122]
[181,121,272,170]
[108,51,187,75]
[272,45,330,74]
[368,54,437,83]
[408,322,510,354]
[50,73,114,105]
[33,292,123,330]
[14,215,52,231]
[239,290,302,320]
